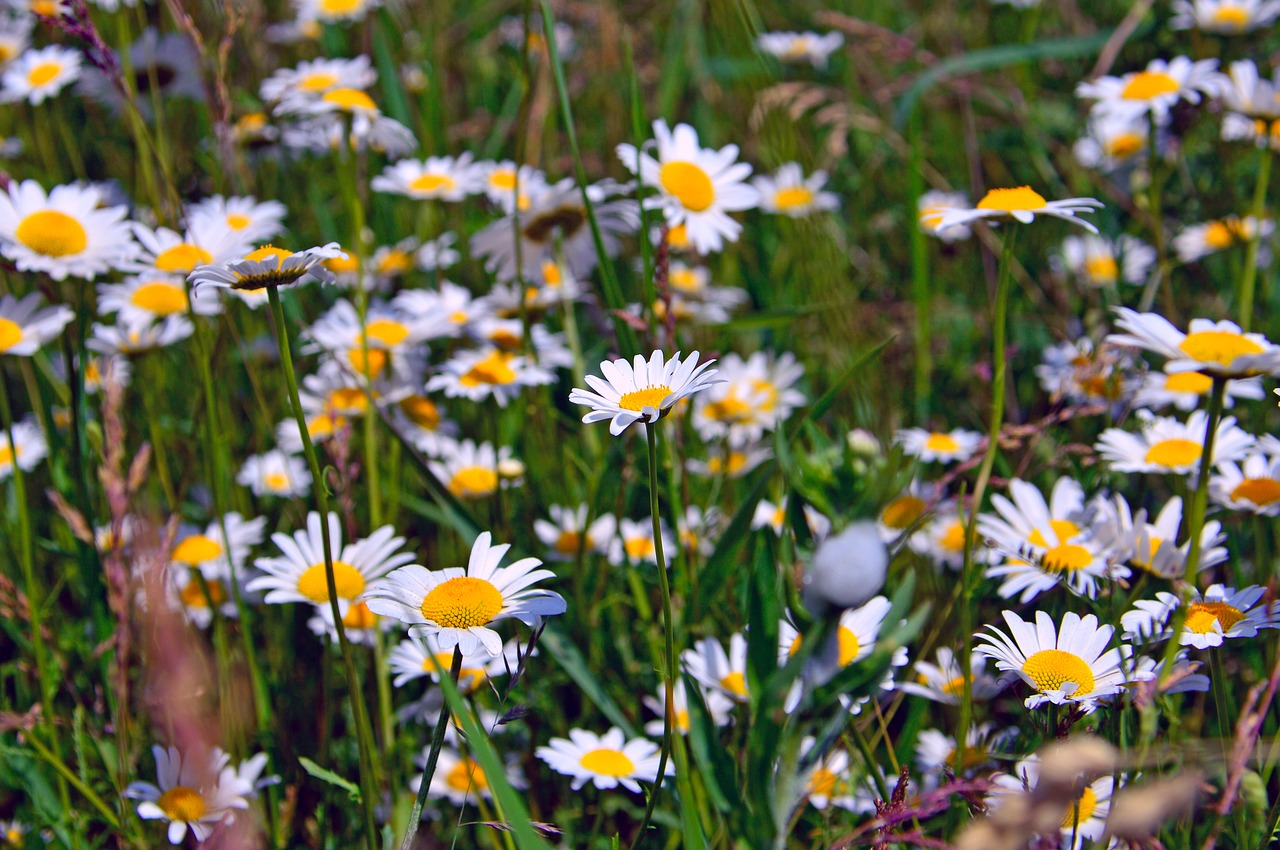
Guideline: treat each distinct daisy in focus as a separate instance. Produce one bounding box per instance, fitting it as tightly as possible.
[1121,584,1280,649]
[569,349,721,436]
[1095,409,1254,475]
[927,187,1102,234]
[536,727,672,792]
[124,745,251,845]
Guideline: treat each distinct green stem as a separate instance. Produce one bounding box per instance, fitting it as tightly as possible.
[908,110,931,422]
[1238,146,1272,332]
[22,729,121,830]
[267,285,380,850]
[401,647,463,850]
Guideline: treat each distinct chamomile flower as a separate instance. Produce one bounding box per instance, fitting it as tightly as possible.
[534,504,616,561]
[1170,0,1280,32]
[0,179,136,280]
[0,16,32,66]
[87,315,194,355]
[1076,56,1225,121]
[691,351,805,447]
[918,190,973,241]
[477,160,547,213]
[0,417,46,480]
[1057,234,1154,288]
[79,29,203,114]
[168,567,239,630]
[683,632,750,702]
[392,280,487,337]
[366,530,566,657]
[124,745,250,844]
[750,497,831,539]
[899,647,1003,704]
[416,746,525,806]
[608,516,675,567]
[427,347,556,407]
[916,505,980,570]
[1092,494,1227,579]
[97,276,221,324]
[799,742,857,811]
[876,479,939,543]
[915,724,1015,786]
[1095,409,1255,475]
[1109,308,1280,378]
[307,600,393,645]
[570,349,721,436]
[249,512,413,609]
[988,756,1115,850]
[616,120,760,254]
[927,187,1103,234]
[778,596,892,671]
[306,298,446,375]
[429,439,521,500]
[170,513,266,580]
[189,243,343,293]
[387,631,511,692]
[1035,337,1133,405]
[416,232,461,272]
[752,164,838,217]
[259,55,376,103]
[1073,109,1160,172]
[0,293,72,355]
[1,44,80,104]
[235,449,311,498]
[755,31,844,68]
[686,442,772,479]
[1173,216,1271,262]
[1122,584,1280,648]
[297,0,381,25]
[642,679,733,736]
[1212,451,1280,514]
[976,611,1131,710]
[1133,369,1262,412]
[894,427,982,464]
[371,155,483,201]
[536,727,671,792]
[388,392,457,455]
[187,196,288,244]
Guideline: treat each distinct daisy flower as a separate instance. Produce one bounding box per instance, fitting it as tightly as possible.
[0,16,32,66]
[1057,234,1154,288]
[876,478,938,542]
[426,347,556,408]
[307,600,393,645]
[1131,370,1262,412]
[918,190,973,241]
[915,724,1015,786]
[416,231,461,272]
[235,449,311,498]
[167,567,238,630]
[1122,584,1280,648]
[296,0,380,24]
[305,297,448,372]
[187,195,288,244]
[1076,56,1225,121]
[534,504,616,561]
[642,679,733,737]
[416,746,525,806]
[1173,216,1270,262]
[899,647,1003,704]
[1212,451,1280,514]
[988,755,1115,850]
[1095,409,1254,475]
[87,316,194,355]
[1108,308,1280,377]
[686,442,772,479]
[536,727,671,792]
[259,55,376,104]
[752,163,838,217]
[387,631,513,692]
[371,154,483,201]
[778,596,892,671]
[1073,109,1160,172]
[428,439,521,500]
[691,351,805,447]
[894,427,982,464]
[0,417,46,480]
[608,516,675,566]
[97,275,221,324]
[750,497,831,539]
[366,530,566,656]
[799,741,858,811]
[569,349,722,436]
[927,186,1103,234]
[0,292,72,355]
[389,392,457,456]
[124,745,251,844]
[682,632,750,702]
[755,31,844,68]
[1093,494,1227,579]
[975,610,1131,710]
[188,243,343,292]
[1,44,80,104]
[392,280,487,336]
[477,160,547,213]
[915,504,980,570]
[616,120,760,254]
[1035,337,1133,405]
[170,512,266,580]
[0,179,136,280]
[248,512,414,607]
[1170,0,1280,32]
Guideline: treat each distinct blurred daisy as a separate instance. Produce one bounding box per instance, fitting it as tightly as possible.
[87,315,194,355]
[427,347,555,408]
[366,530,566,656]
[389,392,457,455]
[899,647,1003,704]
[249,512,413,607]
[171,512,266,579]
[918,190,973,241]
[0,292,72,355]
[915,505,978,571]
[97,276,221,324]
[393,281,487,336]
[683,632,749,702]
[297,0,381,24]
[0,179,136,280]
[536,727,671,792]
[0,417,46,480]
[975,610,1131,710]
[1035,337,1132,405]
[1,44,79,104]
[1077,56,1224,121]
[416,746,525,807]
[570,349,721,436]
[189,243,343,292]
[371,155,483,201]
[79,29,203,113]
[915,724,1014,786]
[989,755,1115,850]
[877,479,937,542]
[752,164,838,217]
[750,497,831,539]
[643,679,733,737]
[1095,409,1254,475]
[691,351,804,447]
[416,232,461,272]
[1093,494,1226,579]
[1173,216,1271,262]
[477,160,547,213]
[387,631,511,693]
[168,567,238,630]
[686,443,772,479]
[259,55,376,103]
[1057,234,1154,288]
[307,600,392,645]
[429,439,520,500]
[534,504,616,561]
[0,16,32,66]
[755,31,843,68]
[608,516,675,567]
[928,187,1102,233]
[124,745,250,844]
[799,741,857,810]
[127,220,250,278]
[1074,109,1159,172]
[1132,370,1262,411]
[616,120,760,254]
[894,427,982,464]
[1212,451,1280,514]
[1109,308,1280,377]
[235,449,311,497]
[778,596,891,671]
[1122,584,1280,648]
[187,195,288,244]
[1170,0,1280,32]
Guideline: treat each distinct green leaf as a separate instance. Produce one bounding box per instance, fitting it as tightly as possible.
[298,756,362,803]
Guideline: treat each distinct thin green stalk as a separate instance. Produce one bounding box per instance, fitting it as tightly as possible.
[957,225,1018,771]
[1237,146,1272,332]
[267,284,380,850]
[401,647,463,850]
[1139,111,1172,315]
[22,729,122,830]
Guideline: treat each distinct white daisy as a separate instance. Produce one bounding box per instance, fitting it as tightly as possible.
[187,195,288,244]
[387,631,514,693]
[426,347,556,408]
[476,160,547,213]
[0,417,46,480]
[167,567,239,630]
[1132,370,1262,412]
[1173,216,1271,262]
[608,516,675,567]
[616,120,760,254]
[682,632,750,702]
[188,243,343,293]
[534,504,616,561]
[1092,494,1227,579]
[918,190,973,241]
[752,163,838,217]
[428,439,521,500]
[259,55,376,104]
[96,275,221,324]
[927,186,1103,234]
[0,292,72,356]
[1170,0,1280,32]
[536,727,671,793]
[1095,409,1255,475]
[87,315,193,355]
[0,179,136,280]
[899,647,1003,704]
[416,746,526,807]
[686,443,772,479]
[366,530,567,657]
[306,600,393,645]
[1076,56,1225,121]
[1057,234,1154,288]
[392,280,488,337]
[915,724,1014,787]
[1034,337,1133,406]
[691,351,805,447]
[569,349,721,436]
[1122,584,1280,649]
[1108,308,1280,377]
[1073,109,1160,172]
[371,154,483,201]
[894,426,983,464]
[755,31,844,68]
[170,512,266,580]
[416,231,461,272]
[235,449,311,497]
[750,497,831,539]
[296,0,380,24]
[799,741,857,811]
[642,679,733,737]
[989,755,1115,850]
[1,44,80,104]
[124,745,251,845]
[1212,451,1280,514]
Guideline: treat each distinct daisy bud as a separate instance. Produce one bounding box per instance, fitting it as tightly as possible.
[498,458,526,478]
[845,428,880,457]
[803,521,887,614]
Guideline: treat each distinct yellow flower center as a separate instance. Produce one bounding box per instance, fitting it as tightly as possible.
[702,394,751,423]
[1144,438,1202,468]
[322,87,376,112]
[1105,132,1145,159]
[157,786,207,822]
[659,161,716,212]
[881,495,926,530]
[555,529,584,556]
[940,674,967,696]
[1021,649,1095,696]
[1121,71,1180,100]
[1205,220,1237,249]
[808,767,838,799]
[939,521,966,552]
[1062,787,1099,828]
[1131,535,1165,572]
[444,757,487,793]
[1039,543,1094,572]
[155,243,213,274]
[1212,4,1250,29]
[172,534,223,564]
[1164,372,1213,395]
[579,748,636,777]
[773,187,815,211]
[27,61,61,87]
[348,347,388,378]
[618,385,673,412]
[244,245,293,266]
[342,600,378,630]
[320,0,362,15]
[420,576,503,629]
[1231,477,1280,506]
[30,0,57,15]
[1085,255,1118,282]
[298,71,340,91]
[923,432,960,453]
[327,388,367,414]
[669,267,701,292]
[460,350,518,386]
[409,173,456,194]
[449,466,499,498]
[263,471,290,490]
[976,186,1047,212]
[296,560,366,603]
[1185,601,1246,634]
[720,671,748,697]
[393,397,437,431]
[625,535,656,560]
[179,576,227,608]
[16,210,87,257]
[836,626,860,666]
[363,318,410,348]
[378,250,412,275]
[130,281,189,315]
[1177,330,1264,367]
[0,317,23,351]
[667,223,690,248]
[427,652,487,692]
[488,169,517,190]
